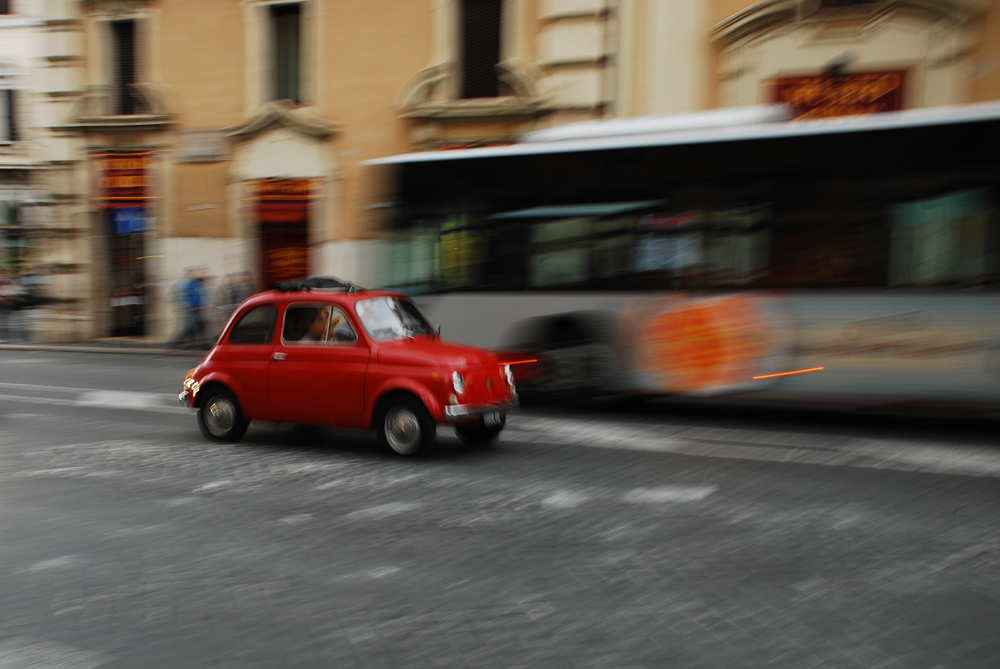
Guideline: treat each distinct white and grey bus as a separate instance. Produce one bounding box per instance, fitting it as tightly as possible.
[363,103,1000,411]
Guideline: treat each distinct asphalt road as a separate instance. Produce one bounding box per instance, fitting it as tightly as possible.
[1,350,998,668]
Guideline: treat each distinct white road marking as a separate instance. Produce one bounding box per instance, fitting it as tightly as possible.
[345,502,425,521]
[0,386,188,415]
[541,490,592,509]
[0,637,111,669]
[622,485,719,503]
[0,381,99,393]
[76,390,184,412]
[508,416,1000,479]
[25,556,80,571]
[331,566,403,582]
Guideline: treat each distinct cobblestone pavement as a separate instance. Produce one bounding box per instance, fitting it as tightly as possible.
[1,352,999,668]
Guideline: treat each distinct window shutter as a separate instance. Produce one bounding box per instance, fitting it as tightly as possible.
[6,90,15,141]
[460,0,502,99]
[112,20,137,115]
[1,91,11,141]
[272,4,302,103]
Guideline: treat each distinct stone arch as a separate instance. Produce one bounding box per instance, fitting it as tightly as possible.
[710,0,987,110]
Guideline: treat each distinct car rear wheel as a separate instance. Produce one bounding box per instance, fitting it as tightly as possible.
[197,388,249,442]
[378,397,434,456]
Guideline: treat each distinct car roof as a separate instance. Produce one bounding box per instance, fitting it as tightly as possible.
[240,288,404,310]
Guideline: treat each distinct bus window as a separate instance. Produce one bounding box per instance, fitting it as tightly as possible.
[528,217,592,288]
[890,189,996,288]
[434,215,485,290]
[387,224,437,293]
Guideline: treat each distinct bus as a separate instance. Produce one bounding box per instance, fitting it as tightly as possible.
[362,103,1000,412]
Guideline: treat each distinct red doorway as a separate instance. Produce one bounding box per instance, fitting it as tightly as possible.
[261,223,309,288]
[247,179,317,288]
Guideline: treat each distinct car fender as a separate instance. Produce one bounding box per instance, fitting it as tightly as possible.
[196,370,255,417]
[367,377,445,425]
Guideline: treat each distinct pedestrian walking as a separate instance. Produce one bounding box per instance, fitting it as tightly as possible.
[167,268,207,349]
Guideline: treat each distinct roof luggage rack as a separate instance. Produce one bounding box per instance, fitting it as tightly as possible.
[270,276,365,293]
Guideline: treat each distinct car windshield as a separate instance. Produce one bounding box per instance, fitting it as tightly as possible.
[355,297,434,341]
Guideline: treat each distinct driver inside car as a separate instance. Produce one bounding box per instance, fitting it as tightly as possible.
[299,307,331,342]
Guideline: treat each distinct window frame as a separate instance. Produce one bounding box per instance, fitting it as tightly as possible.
[0,89,18,142]
[244,0,317,111]
[280,302,359,346]
[458,0,504,99]
[269,2,303,104]
[227,303,279,345]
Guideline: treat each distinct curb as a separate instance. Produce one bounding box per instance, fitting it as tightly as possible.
[0,343,206,357]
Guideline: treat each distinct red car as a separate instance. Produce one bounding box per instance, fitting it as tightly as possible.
[179,280,516,455]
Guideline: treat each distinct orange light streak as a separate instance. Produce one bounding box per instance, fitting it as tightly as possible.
[504,359,538,365]
[753,366,825,380]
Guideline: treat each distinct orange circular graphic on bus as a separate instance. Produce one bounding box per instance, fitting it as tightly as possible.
[634,295,785,393]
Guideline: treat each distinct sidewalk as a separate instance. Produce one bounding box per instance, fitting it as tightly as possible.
[0,337,207,357]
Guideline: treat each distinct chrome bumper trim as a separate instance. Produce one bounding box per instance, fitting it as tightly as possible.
[444,402,515,422]
[178,390,189,404]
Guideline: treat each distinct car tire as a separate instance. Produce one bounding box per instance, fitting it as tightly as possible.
[455,422,504,447]
[377,397,434,456]
[197,388,249,442]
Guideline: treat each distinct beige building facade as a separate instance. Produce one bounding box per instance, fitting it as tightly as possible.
[26,0,1000,342]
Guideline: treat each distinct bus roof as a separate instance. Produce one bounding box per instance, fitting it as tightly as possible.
[364,101,1000,166]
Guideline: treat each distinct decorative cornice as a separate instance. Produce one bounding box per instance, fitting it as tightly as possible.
[83,0,154,17]
[63,84,175,134]
[395,59,550,120]
[398,98,546,120]
[712,0,797,47]
[224,101,340,141]
[712,0,984,47]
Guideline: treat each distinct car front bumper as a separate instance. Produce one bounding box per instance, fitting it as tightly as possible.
[443,401,515,423]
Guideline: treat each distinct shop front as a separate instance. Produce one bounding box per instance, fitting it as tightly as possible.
[95,151,154,336]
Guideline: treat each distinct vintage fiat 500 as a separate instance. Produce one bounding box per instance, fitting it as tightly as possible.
[179,280,516,455]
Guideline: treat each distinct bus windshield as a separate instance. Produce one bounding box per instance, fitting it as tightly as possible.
[355,296,434,341]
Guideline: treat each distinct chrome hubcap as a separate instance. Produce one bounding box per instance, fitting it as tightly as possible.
[205,397,236,436]
[385,407,421,454]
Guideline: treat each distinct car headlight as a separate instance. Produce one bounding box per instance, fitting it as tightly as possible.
[452,371,465,394]
[504,364,514,386]
[183,368,200,397]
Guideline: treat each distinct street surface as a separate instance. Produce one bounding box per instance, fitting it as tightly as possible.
[1,350,998,668]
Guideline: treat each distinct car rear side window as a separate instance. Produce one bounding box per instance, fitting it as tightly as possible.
[282,304,358,344]
[228,304,278,344]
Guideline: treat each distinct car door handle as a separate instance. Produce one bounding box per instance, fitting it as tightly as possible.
[272,352,288,361]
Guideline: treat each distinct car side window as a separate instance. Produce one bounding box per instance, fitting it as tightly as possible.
[282,304,358,345]
[228,304,278,344]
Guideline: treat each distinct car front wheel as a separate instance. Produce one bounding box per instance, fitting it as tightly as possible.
[378,398,434,456]
[197,388,249,442]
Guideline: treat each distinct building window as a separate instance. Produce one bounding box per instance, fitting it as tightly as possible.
[460,0,502,99]
[0,90,17,141]
[111,19,138,115]
[271,3,302,103]
[0,1,12,16]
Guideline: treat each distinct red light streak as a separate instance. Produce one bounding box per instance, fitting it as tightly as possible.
[752,366,825,380]
[504,359,538,365]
